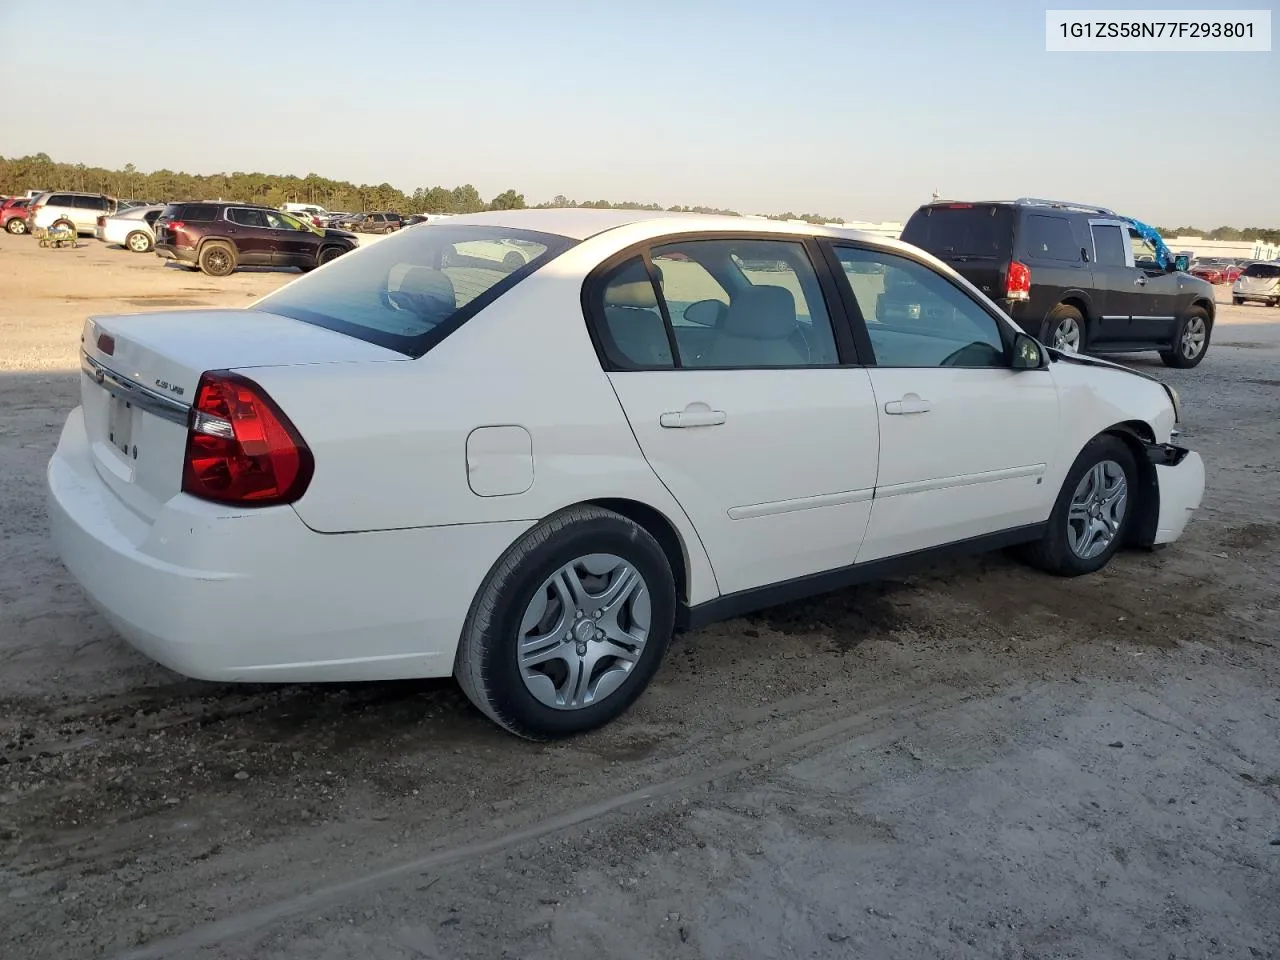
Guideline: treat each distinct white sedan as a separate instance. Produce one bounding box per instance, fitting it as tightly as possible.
[95,203,166,253]
[47,210,1205,739]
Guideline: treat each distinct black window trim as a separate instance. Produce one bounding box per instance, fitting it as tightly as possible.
[818,238,1021,371]
[579,230,867,373]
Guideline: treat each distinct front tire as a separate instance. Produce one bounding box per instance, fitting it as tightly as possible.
[126,230,152,253]
[199,241,236,277]
[1043,304,1086,354]
[5,218,26,235]
[1020,434,1137,577]
[1160,308,1210,368]
[455,505,676,740]
[317,245,345,267]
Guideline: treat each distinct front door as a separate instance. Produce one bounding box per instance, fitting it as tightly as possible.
[591,236,880,597]
[1126,225,1180,343]
[825,243,1060,562]
[265,210,315,268]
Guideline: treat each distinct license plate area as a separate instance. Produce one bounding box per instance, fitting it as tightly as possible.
[108,395,136,460]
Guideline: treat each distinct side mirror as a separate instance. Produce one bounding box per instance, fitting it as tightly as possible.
[682,299,724,327]
[1011,332,1047,370]
[1172,254,1190,272]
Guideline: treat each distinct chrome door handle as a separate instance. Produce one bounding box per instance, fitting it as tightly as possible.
[660,405,726,428]
[884,395,931,415]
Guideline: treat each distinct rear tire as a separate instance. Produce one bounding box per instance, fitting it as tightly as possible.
[1232,297,1243,306]
[1160,308,1210,368]
[1042,304,1086,354]
[199,241,236,277]
[5,218,26,235]
[455,505,676,740]
[126,230,152,253]
[1019,434,1137,577]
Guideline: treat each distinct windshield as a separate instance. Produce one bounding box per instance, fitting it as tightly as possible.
[901,205,1014,260]
[1242,263,1280,279]
[255,224,576,356]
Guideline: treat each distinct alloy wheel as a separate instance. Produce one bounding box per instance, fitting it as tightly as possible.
[1053,317,1081,352]
[1181,316,1207,360]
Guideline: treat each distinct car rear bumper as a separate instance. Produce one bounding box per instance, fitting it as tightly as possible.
[1149,445,1205,545]
[47,406,531,683]
[154,243,195,263]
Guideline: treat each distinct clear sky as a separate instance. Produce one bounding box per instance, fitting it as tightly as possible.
[0,0,1275,226]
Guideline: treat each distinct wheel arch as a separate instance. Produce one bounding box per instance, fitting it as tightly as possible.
[1188,296,1215,323]
[1101,420,1160,548]
[585,497,691,609]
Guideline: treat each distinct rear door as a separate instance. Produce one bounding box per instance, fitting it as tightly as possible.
[1085,219,1138,343]
[1016,212,1096,334]
[825,241,1059,561]
[590,235,880,597]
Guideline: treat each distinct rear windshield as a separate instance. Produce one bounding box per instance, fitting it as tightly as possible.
[255,224,576,356]
[1242,263,1280,279]
[901,205,1014,260]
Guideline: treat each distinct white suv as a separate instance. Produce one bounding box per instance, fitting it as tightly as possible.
[29,191,119,236]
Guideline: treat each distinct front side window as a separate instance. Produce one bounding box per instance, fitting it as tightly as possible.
[1128,227,1159,268]
[256,224,574,356]
[833,247,1008,368]
[228,207,268,228]
[1091,224,1128,267]
[48,194,73,206]
[264,210,307,231]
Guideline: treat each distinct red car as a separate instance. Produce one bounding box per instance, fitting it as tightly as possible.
[1189,259,1242,284]
[1,197,31,235]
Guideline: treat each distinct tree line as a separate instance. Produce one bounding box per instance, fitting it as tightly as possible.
[1155,224,1280,244]
[0,153,846,222]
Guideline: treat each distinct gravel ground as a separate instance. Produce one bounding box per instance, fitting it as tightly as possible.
[1,232,1278,959]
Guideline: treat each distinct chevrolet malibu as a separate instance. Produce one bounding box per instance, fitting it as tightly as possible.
[47,210,1206,739]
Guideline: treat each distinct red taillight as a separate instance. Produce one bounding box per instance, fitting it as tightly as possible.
[166,220,185,231]
[1005,261,1031,300]
[943,203,974,209]
[181,371,313,506]
[97,333,115,355]
[97,216,105,227]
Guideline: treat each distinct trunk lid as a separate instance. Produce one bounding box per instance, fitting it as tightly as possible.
[79,308,406,521]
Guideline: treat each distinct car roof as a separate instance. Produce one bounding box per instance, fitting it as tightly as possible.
[436,208,893,244]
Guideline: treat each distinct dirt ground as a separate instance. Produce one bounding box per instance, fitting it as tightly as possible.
[1,231,1278,960]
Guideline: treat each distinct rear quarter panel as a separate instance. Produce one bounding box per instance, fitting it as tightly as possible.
[245,243,720,604]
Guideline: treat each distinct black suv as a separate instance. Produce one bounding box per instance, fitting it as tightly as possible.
[154,202,358,277]
[900,198,1216,368]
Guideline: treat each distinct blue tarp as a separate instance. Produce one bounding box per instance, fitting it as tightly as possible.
[1119,215,1173,269]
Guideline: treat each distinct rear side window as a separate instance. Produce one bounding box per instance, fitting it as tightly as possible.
[1021,215,1079,262]
[255,224,575,356]
[901,205,1014,260]
[1091,224,1128,267]
[178,204,219,222]
[1243,263,1280,279]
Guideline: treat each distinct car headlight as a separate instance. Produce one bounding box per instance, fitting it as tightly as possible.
[1163,382,1182,424]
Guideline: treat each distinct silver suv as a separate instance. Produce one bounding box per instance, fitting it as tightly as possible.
[28,191,119,236]
[1232,261,1280,308]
